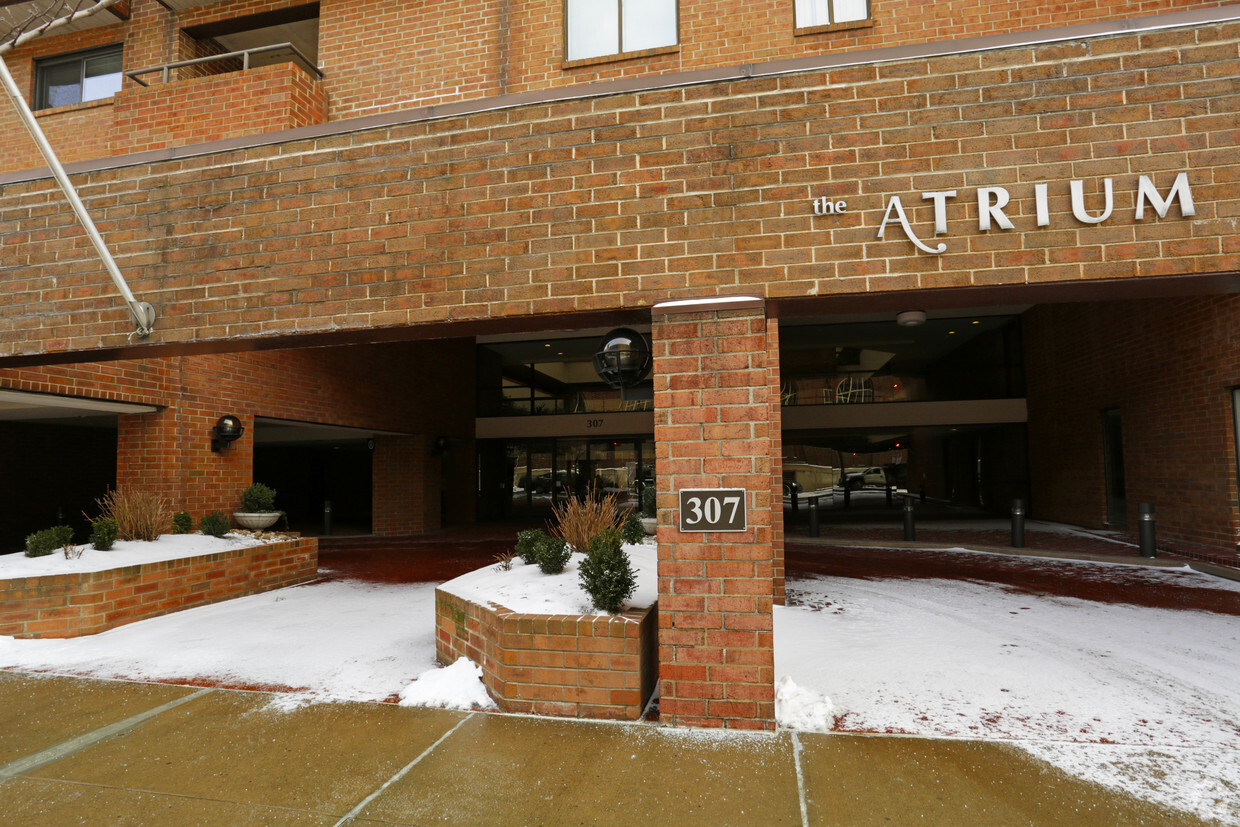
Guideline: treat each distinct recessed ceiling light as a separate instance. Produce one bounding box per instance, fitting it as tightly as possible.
[972,320,980,324]
[948,330,956,335]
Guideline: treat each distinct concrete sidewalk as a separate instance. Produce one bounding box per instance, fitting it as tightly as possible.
[0,672,1202,826]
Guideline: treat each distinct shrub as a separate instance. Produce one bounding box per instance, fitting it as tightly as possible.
[536,534,571,575]
[240,483,277,512]
[515,529,545,566]
[25,525,73,558]
[513,528,572,574]
[95,488,174,542]
[171,511,193,535]
[641,485,657,519]
[199,512,231,538]
[578,527,636,613]
[90,517,119,551]
[621,510,644,545]
[551,486,620,554]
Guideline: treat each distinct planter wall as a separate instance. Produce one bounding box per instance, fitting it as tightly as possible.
[435,588,658,720]
[0,538,317,639]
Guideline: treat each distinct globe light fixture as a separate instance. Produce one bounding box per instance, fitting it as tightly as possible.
[592,328,652,389]
[211,415,245,452]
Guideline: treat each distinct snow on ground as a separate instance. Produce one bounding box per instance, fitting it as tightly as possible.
[0,579,442,709]
[0,532,289,578]
[3,538,1238,821]
[439,541,657,614]
[776,571,1240,824]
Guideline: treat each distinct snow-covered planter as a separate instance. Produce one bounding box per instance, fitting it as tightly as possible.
[434,543,658,720]
[0,534,316,639]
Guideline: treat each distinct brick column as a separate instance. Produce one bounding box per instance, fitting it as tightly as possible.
[652,298,776,730]
[372,435,439,535]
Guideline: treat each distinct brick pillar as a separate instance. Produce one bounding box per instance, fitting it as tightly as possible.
[652,299,776,730]
[768,317,786,606]
[372,435,439,535]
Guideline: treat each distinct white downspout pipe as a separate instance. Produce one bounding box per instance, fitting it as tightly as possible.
[0,53,155,337]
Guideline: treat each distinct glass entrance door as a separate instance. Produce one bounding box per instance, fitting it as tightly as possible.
[480,436,654,520]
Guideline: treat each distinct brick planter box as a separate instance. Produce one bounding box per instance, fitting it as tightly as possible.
[0,538,317,639]
[435,588,658,720]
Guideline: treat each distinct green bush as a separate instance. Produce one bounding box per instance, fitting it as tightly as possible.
[199,512,231,538]
[578,527,636,613]
[89,517,119,551]
[515,529,545,566]
[171,511,193,535]
[25,525,74,558]
[536,534,571,575]
[240,483,277,512]
[621,510,644,545]
[513,528,572,574]
[641,485,657,518]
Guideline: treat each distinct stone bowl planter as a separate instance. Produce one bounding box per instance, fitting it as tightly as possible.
[233,511,281,530]
[640,517,657,536]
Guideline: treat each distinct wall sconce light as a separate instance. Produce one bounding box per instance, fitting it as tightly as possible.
[211,415,244,452]
[592,328,652,389]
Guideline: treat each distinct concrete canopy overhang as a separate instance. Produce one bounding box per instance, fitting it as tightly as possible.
[0,388,156,421]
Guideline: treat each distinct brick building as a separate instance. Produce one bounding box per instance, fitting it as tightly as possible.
[1,0,1238,727]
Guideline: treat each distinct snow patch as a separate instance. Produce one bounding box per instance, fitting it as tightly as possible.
[398,657,498,711]
[0,533,290,579]
[775,676,833,732]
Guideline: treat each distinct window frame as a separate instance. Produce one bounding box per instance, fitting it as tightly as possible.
[793,0,873,36]
[33,43,124,111]
[562,0,681,67]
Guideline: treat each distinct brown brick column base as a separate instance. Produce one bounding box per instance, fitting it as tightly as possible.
[652,299,776,730]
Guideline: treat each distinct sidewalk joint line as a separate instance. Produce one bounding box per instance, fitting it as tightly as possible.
[0,687,214,782]
[333,711,476,826]
[792,731,809,827]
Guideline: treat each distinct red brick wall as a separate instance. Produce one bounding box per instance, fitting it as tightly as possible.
[1025,297,1240,551]
[3,20,1236,361]
[317,0,1231,119]
[0,537,317,638]
[653,304,776,729]
[0,339,476,525]
[110,62,327,154]
[435,587,658,719]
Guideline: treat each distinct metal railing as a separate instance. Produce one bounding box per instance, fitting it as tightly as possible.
[125,42,322,87]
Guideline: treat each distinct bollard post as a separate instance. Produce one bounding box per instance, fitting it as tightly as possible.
[919,483,926,503]
[790,488,799,514]
[885,484,893,507]
[903,496,916,541]
[1011,498,1026,548]
[323,499,333,536]
[1138,503,1156,558]
[808,498,820,538]
[843,484,851,509]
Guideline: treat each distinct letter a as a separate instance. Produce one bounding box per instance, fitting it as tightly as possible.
[877,196,947,255]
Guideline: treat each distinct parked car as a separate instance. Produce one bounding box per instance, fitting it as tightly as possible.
[843,467,887,490]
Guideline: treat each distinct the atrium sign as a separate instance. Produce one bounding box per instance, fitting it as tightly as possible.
[816,173,1196,255]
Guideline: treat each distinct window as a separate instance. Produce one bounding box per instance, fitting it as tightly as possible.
[35,45,123,110]
[565,0,678,62]
[794,0,870,30]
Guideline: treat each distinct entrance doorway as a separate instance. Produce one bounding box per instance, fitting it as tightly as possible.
[478,436,654,520]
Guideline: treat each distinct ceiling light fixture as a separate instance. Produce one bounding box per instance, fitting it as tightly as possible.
[896,310,927,327]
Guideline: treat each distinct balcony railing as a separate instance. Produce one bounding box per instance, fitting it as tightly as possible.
[124,43,322,87]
